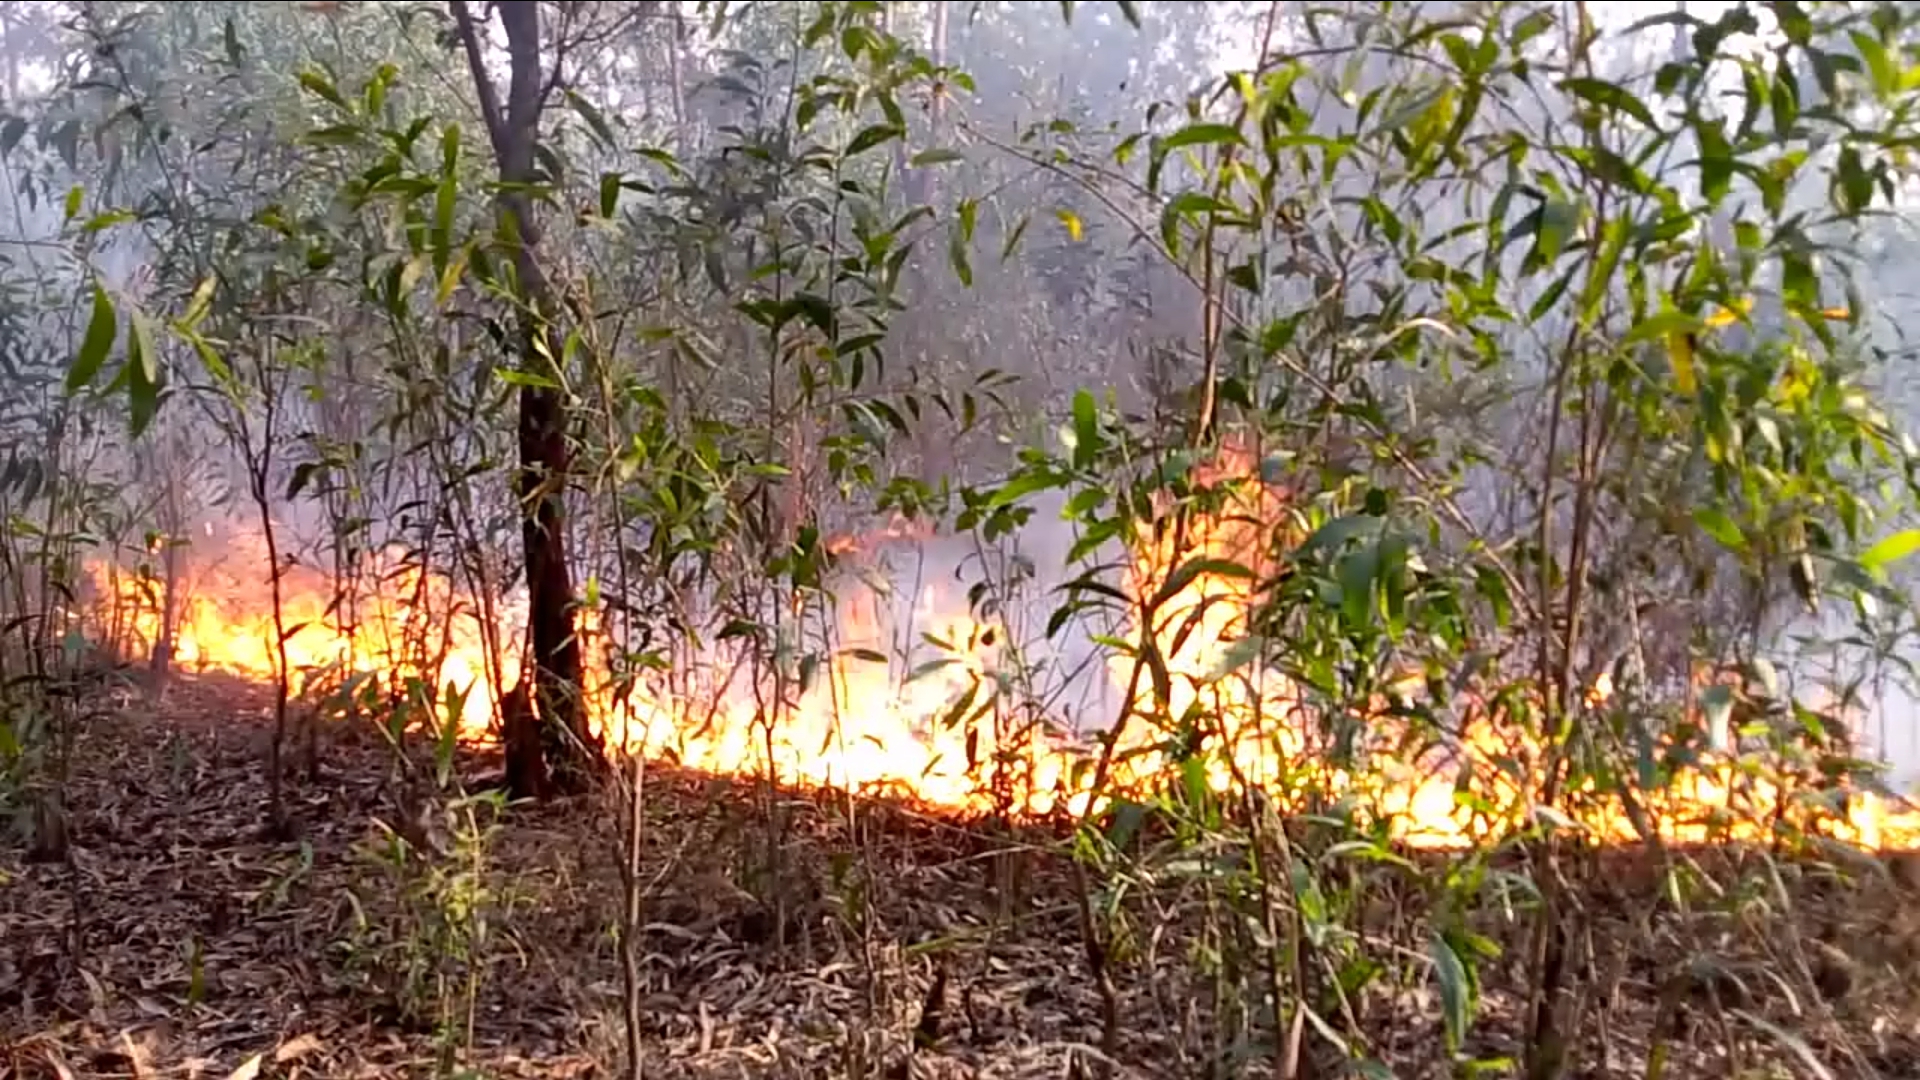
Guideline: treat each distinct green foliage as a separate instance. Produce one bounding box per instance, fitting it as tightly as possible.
[2,0,1919,1074]
[944,1,1920,1071]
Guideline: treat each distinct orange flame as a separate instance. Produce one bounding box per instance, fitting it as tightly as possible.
[87,454,1920,852]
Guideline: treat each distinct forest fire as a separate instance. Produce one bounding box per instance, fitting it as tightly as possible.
[84,463,1920,854]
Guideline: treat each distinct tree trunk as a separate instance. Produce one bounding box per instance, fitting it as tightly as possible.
[452,0,600,797]
[150,453,181,691]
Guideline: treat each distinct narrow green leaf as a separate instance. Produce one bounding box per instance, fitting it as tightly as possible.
[129,310,160,383]
[566,89,616,148]
[1161,122,1244,151]
[297,69,348,110]
[1560,75,1659,130]
[1070,389,1098,469]
[1622,310,1706,345]
[68,285,117,393]
[1430,934,1472,1051]
[1531,198,1579,263]
[846,123,904,156]
[181,276,216,329]
[81,210,132,234]
[948,222,973,286]
[1860,529,1920,572]
[910,147,965,167]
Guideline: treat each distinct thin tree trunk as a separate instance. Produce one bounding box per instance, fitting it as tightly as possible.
[451,0,600,797]
[151,455,181,691]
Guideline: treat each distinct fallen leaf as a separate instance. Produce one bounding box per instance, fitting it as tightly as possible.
[120,1029,154,1079]
[274,1033,324,1063]
[226,1052,263,1080]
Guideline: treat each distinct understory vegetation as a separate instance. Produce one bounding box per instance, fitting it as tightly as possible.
[5,2,1920,1078]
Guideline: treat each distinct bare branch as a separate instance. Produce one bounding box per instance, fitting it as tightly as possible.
[448,0,509,160]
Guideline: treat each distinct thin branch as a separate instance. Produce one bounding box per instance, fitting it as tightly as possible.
[448,0,509,159]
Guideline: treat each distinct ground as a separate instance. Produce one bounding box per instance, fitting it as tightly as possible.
[4,675,1920,1079]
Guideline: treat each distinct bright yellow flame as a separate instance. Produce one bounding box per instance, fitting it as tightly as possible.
[87,460,1920,853]
[93,533,504,735]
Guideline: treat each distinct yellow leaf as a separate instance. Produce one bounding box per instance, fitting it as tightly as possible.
[1055,209,1084,242]
[1666,331,1696,395]
[1703,295,1754,329]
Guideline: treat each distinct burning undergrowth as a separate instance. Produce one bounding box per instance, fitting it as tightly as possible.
[75,439,1920,854]
[17,447,1920,1078]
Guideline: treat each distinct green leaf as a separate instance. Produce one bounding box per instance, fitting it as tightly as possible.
[566,89,616,148]
[188,335,233,388]
[1070,389,1099,469]
[1851,31,1894,96]
[1531,198,1579,263]
[1621,310,1705,345]
[68,285,117,393]
[128,309,161,380]
[909,147,965,167]
[1430,934,1472,1051]
[985,467,1065,510]
[846,123,904,156]
[998,214,1030,262]
[441,121,461,173]
[1161,122,1244,151]
[1860,529,1920,573]
[81,210,133,234]
[1338,545,1380,627]
[1695,119,1733,204]
[1297,513,1384,560]
[1149,557,1255,610]
[1780,249,1818,312]
[1560,76,1659,130]
[127,324,162,439]
[1833,145,1874,215]
[297,69,348,110]
[286,461,321,501]
[180,276,216,329]
[948,221,973,286]
[1692,507,1745,550]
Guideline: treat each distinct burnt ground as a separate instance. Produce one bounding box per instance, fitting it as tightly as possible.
[4,674,1920,1079]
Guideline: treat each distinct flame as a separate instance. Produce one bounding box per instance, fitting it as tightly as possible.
[92,527,505,734]
[85,456,1920,852]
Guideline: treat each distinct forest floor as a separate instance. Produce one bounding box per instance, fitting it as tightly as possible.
[5,674,1920,1080]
